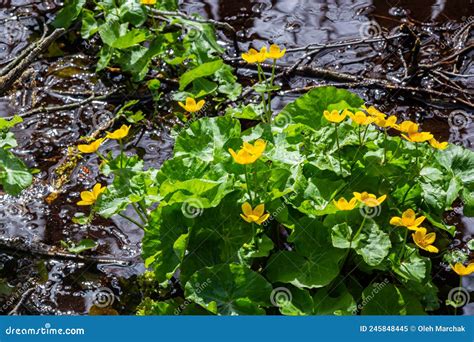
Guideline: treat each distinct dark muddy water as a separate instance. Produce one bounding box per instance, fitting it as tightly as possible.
[0,0,472,314]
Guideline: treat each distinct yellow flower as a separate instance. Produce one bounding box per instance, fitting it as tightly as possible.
[374,115,397,128]
[333,197,358,211]
[77,183,106,206]
[394,120,418,134]
[178,97,205,113]
[228,139,266,165]
[353,192,387,207]
[451,262,474,276]
[365,106,387,118]
[401,131,433,143]
[240,202,270,225]
[323,110,347,123]
[241,47,267,64]
[140,0,156,4]
[389,209,425,230]
[429,138,448,150]
[412,228,438,253]
[77,138,104,154]
[266,44,286,59]
[106,125,130,140]
[347,110,374,125]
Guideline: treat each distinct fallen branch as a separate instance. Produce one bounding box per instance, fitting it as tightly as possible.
[150,9,235,33]
[0,28,65,96]
[227,58,474,108]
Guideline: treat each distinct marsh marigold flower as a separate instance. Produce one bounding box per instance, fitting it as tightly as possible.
[394,120,418,134]
[390,209,425,230]
[353,192,386,207]
[266,44,286,59]
[242,47,267,64]
[140,0,156,4]
[240,202,270,225]
[228,139,266,165]
[78,138,104,154]
[402,131,433,143]
[77,183,106,206]
[365,106,387,119]
[178,97,205,113]
[374,115,397,128]
[451,262,474,276]
[346,110,374,125]
[106,125,130,140]
[429,138,448,150]
[333,197,358,211]
[412,228,438,253]
[323,110,347,123]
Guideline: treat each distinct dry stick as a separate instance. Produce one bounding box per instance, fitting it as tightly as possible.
[0,28,65,96]
[8,288,35,315]
[285,32,408,53]
[227,59,474,108]
[18,92,114,117]
[150,9,235,33]
[0,240,135,266]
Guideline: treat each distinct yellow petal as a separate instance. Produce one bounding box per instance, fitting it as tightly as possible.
[80,191,95,202]
[424,245,439,253]
[413,216,425,227]
[240,214,253,223]
[242,202,253,216]
[256,213,270,225]
[376,194,387,205]
[253,204,265,217]
[77,200,93,206]
[389,217,403,226]
[424,232,436,245]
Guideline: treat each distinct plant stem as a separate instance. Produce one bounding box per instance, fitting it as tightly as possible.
[353,215,366,241]
[132,202,147,224]
[266,59,277,124]
[244,165,253,204]
[118,212,144,229]
[454,276,463,315]
[382,128,387,164]
[335,123,342,175]
[387,139,402,163]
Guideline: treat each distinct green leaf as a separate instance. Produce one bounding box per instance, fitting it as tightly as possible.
[275,86,364,131]
[352,219,391,266]
[275,285,314,316]
[0,149,32,195]
[67,239,98,254]
[52,0,86,29]
[174,116,241,162]
[361,283,425,315]
[313,285,357,315]
[99,22,147,49]
[0,115,22,131]
[265,217,345,288]
[185,263,272,315]
[179,59,224,90]
[390,246,430,283]
[81,10,99,39]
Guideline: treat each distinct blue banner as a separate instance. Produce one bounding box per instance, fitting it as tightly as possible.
[0,316,472,342]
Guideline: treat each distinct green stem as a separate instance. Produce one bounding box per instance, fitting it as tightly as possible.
[266,59,277,124]
[132,202,147,224]
[244,165,253,205]
[118,212,144,229]
[335,123,342,175]
[387,139,402,163]
[382,128,387,164]
[353,215,366,241]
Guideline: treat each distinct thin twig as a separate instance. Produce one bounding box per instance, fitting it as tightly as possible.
[150,9,235,33]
